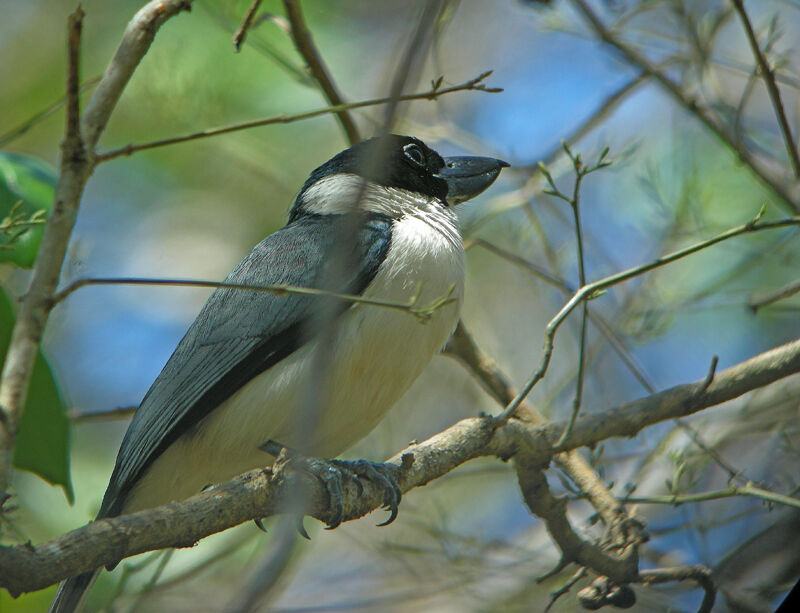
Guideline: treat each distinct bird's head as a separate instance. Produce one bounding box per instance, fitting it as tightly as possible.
[290,135,508,221]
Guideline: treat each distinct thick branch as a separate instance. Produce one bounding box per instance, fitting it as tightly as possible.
[549,337,800,451]
[2,337,799,594]
[515,463,640,583]
[640,566,715,613]
[445,323,622,528]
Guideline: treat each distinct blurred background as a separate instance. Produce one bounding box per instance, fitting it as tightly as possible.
[1,0,799,611]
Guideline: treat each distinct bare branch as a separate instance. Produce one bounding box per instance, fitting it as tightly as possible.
[94,71,501,163]
[232,0,263,51]
[730,0,800,177]
[53,276,457,322]
[749,278,800,312]
[515,464,640,583]
[282,0,361,145]
[567,0,800,214]
[622,484,800,510]
[68,406,137,423]
[498,213,800,422]
[0,0,195,504]
[548,337,800,452]
[444,322,623,528]
[0,6,87,499]
[81,0,194,150]
[1,335,799,594]
[639,566,715,613]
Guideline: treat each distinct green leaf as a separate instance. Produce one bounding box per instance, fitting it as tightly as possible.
[0,289,72,502]
[0,151,55,268]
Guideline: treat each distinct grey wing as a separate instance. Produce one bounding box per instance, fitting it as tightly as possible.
[99,213,392,517]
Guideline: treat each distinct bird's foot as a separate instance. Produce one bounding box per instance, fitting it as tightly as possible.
[278,455,402,530]
[328,458,403,528]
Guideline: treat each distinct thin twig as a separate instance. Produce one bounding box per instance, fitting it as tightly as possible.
[749,278,800,312]
[545,567,587,612]
[282,0,360,144]
[52,277,457,322]
[498,211,800,422]
[0,75,102,148]
[68,406,137,423]
[730,0,800,177]
[464,238,658,394]
[567,0,800,214]
[94,71,500,163]
[549,144,596,448]
[675,418,744,483]
[622,483,800,509]
[232,0,263,51]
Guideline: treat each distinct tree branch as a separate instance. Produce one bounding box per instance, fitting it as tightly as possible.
[232,0,263,51]
[94,71,500,163]
[498,213,800,422]
[567,0,800,214]
[81,0,194,150]
[622,483,800,510]
[548,337,800,452]
[52,276,457,321]
[639,566,715,613]
[282,0,361,145]
[730,0,800,178]
[445,323,623,529]
[3,335,799,595]
[0,0,195,503]
[0,6,88,501]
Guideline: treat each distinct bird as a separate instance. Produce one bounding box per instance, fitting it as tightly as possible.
[50,134,508,612]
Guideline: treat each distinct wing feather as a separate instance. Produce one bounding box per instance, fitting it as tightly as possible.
[99,213,392,516]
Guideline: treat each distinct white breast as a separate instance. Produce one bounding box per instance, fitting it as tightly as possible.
[124,197,464,513]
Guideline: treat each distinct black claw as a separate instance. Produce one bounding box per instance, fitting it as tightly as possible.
[331,459,402,527]
[253,518,268,533]
[376,504,398,527]
[289,457,403,530]
[296,516,311,540]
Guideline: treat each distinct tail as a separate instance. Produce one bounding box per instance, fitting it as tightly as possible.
[49,570,99,613]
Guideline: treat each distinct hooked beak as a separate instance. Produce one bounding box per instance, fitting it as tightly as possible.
[435,156,510,205]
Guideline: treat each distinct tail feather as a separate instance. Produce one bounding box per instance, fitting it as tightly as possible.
[49,570,98,613]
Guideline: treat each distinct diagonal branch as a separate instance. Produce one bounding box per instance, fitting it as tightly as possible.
[0,0,195,502]
[567,0,800,214]
[730,0,800,177]
[232,0,263,51]
[445,323,622,528]
[498,213,800,422]
[282,0,361,145]
[3,335,799,595]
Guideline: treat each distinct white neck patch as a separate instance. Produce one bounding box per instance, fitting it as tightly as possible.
[299,173,435,218]
[299,173,461,249]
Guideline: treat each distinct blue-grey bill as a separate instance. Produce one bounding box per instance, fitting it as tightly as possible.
[436,156,510,205]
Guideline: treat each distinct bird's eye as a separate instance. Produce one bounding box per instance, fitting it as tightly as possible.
[403,144,426,167]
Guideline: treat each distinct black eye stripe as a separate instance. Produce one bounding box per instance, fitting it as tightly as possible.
[403,144,426,166]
